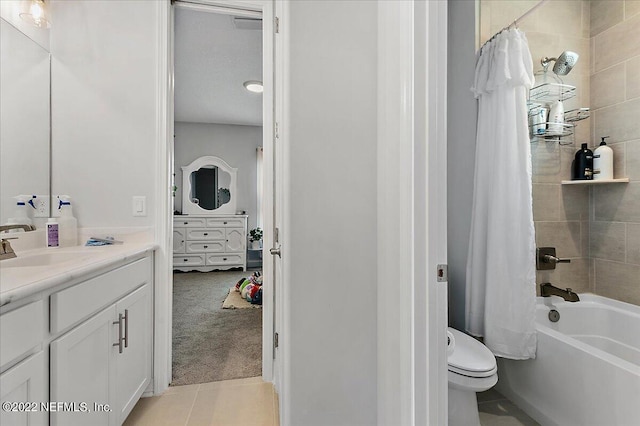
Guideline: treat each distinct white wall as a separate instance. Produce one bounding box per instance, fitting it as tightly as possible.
[49,0,158,228]
[447,0,478,330]
[174,122,261,230]
[284,1,378,425]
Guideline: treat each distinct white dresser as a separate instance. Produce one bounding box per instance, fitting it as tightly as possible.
[173,215,247,272]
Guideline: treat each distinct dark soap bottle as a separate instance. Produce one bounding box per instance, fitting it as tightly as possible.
[573,143,594,180]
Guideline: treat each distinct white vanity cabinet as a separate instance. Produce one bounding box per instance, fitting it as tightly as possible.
[173,215,247,271]
[50,257,152,426]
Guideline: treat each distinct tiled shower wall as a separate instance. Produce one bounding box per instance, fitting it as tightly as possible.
[481,1,640,305]
[589,0,640,305]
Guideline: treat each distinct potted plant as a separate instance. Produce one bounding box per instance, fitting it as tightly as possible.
[249,227,263,250]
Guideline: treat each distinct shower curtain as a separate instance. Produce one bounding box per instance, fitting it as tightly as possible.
[465,29,537,359]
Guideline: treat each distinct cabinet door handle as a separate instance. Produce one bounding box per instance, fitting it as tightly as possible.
[113,313,124,354]
[123,309,129,348]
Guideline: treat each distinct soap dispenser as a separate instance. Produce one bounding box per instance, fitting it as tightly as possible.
[5,195,35,230]
[573,143,594,180]
[593,136,613,181]
[57,195,78,247]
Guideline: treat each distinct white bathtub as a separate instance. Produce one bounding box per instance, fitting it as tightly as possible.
[495,293,640,426]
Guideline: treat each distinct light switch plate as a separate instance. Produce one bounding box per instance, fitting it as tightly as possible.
[132,196,146,217]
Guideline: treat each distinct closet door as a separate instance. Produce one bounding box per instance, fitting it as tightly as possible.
[225,228,245,252]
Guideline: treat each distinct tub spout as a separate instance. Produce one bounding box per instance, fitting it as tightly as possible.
[540,283,580,302]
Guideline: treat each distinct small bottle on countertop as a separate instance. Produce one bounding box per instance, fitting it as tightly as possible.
[593,136,613,181]
[46,218,59,248]
[57,196,78,247]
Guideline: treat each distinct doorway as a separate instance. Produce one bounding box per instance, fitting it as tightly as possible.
[170,1,271,387]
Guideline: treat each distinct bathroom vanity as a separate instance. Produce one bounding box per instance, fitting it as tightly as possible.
[0,239,155,426]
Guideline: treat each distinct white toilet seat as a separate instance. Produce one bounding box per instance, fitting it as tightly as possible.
[447,328,497,378]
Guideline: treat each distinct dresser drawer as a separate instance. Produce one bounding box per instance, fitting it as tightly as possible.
[50,257,152,334]
[186,241,224,253]
[174,217,207,227]
[173,254,205,267]
[207,217,245,228]
[206,253,244,266]
[186,228,225,241]
[0,300,44,369]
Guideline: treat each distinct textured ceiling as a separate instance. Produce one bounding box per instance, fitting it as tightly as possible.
[174,9,262,126]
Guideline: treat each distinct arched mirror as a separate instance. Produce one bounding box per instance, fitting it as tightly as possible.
[182,156,237,215]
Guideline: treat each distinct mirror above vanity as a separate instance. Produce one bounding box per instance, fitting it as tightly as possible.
[0,17,50,226]
[181,156,238,215]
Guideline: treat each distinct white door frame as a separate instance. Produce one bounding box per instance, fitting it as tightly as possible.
[377,1,448,424]
[153,0,276,395]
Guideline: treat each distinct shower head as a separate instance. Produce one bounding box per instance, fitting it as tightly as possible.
[540,51,579,76]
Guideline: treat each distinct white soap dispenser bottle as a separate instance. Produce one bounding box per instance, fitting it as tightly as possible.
[593,136,613,181]
[5,195,34,230]
[57,195,78,247]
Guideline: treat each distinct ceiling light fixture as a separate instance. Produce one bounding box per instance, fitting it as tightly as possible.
[20,0,49,28]
[243,81,263,93]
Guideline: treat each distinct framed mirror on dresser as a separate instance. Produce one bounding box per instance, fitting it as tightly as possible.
[174,156,247,272]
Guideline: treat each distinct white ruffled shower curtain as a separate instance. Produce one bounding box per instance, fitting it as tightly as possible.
[465,29,537,359]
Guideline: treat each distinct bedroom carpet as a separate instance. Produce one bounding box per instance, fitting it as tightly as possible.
[172,270,262,386]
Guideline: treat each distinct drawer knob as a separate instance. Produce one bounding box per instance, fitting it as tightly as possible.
[204,245,208,249]
[224,221,227,224]
[183,222,188,225]
[223,258,227,261]
[184,259,188,262]
[203,233,208,236]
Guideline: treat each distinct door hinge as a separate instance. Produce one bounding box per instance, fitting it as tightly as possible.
[274,122,279,139]
[437,264,448,282]
[275,16,280,34]
[274,332,279,348]
[274,227,279,244]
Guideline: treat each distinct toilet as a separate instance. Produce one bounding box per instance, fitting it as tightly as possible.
[447,327,498,426]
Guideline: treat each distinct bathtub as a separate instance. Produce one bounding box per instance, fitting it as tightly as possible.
[495,293,640,426]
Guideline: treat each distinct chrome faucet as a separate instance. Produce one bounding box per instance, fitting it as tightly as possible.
[0,224,35,261]
[540,283,580,302]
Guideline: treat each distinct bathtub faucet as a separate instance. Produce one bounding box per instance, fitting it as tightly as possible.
[540,283,580,302]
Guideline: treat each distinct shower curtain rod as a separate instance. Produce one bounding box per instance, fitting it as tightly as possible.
[481,0,549,50]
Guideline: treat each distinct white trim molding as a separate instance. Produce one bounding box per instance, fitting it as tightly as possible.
[377,1,448,424]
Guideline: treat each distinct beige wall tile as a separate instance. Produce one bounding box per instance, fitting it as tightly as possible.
[627,56,640,100]
[561,185,590,220]
[540,0,585,37]
[627,140,640,180]
[532,142,565,182]
[628,223,640,264]
[590,63,625,109]
[590,221,627,261]
[594,13,640,72]
[594,182,640,222]
[582,0,591,38]
[591,0,624,37]
[594,259,640,304]
[594,98,640,142]
[626,0,640,19]
[533,184,561,221]
[535,221,583,257]
[582,220,590,256]
[609,141,626,179]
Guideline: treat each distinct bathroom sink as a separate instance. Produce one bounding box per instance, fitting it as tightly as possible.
[0,252,88,268]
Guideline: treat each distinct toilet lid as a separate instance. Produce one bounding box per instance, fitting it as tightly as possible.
[447,328,497,378]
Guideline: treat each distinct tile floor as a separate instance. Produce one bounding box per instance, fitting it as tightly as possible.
[478,389,540,426]
[123,377,279,426]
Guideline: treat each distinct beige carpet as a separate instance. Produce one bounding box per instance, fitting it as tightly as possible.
[223,287,262,309]
[172,271,262,386]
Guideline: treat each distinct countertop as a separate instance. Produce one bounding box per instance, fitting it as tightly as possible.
[0,232,157,307]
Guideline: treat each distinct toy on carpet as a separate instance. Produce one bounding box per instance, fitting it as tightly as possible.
[234,271,263,305]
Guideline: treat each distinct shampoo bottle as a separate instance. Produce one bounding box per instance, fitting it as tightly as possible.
[548,100,565,135]
[593,136,613,181]
[46,218,59,248]
[57,196,78,247]
[573,143,594,180]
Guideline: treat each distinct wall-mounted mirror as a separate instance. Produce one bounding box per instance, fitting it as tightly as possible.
[182,156,237,215]
[0,18,50,225]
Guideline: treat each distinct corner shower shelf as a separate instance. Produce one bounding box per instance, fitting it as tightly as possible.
[561,178,630,185]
